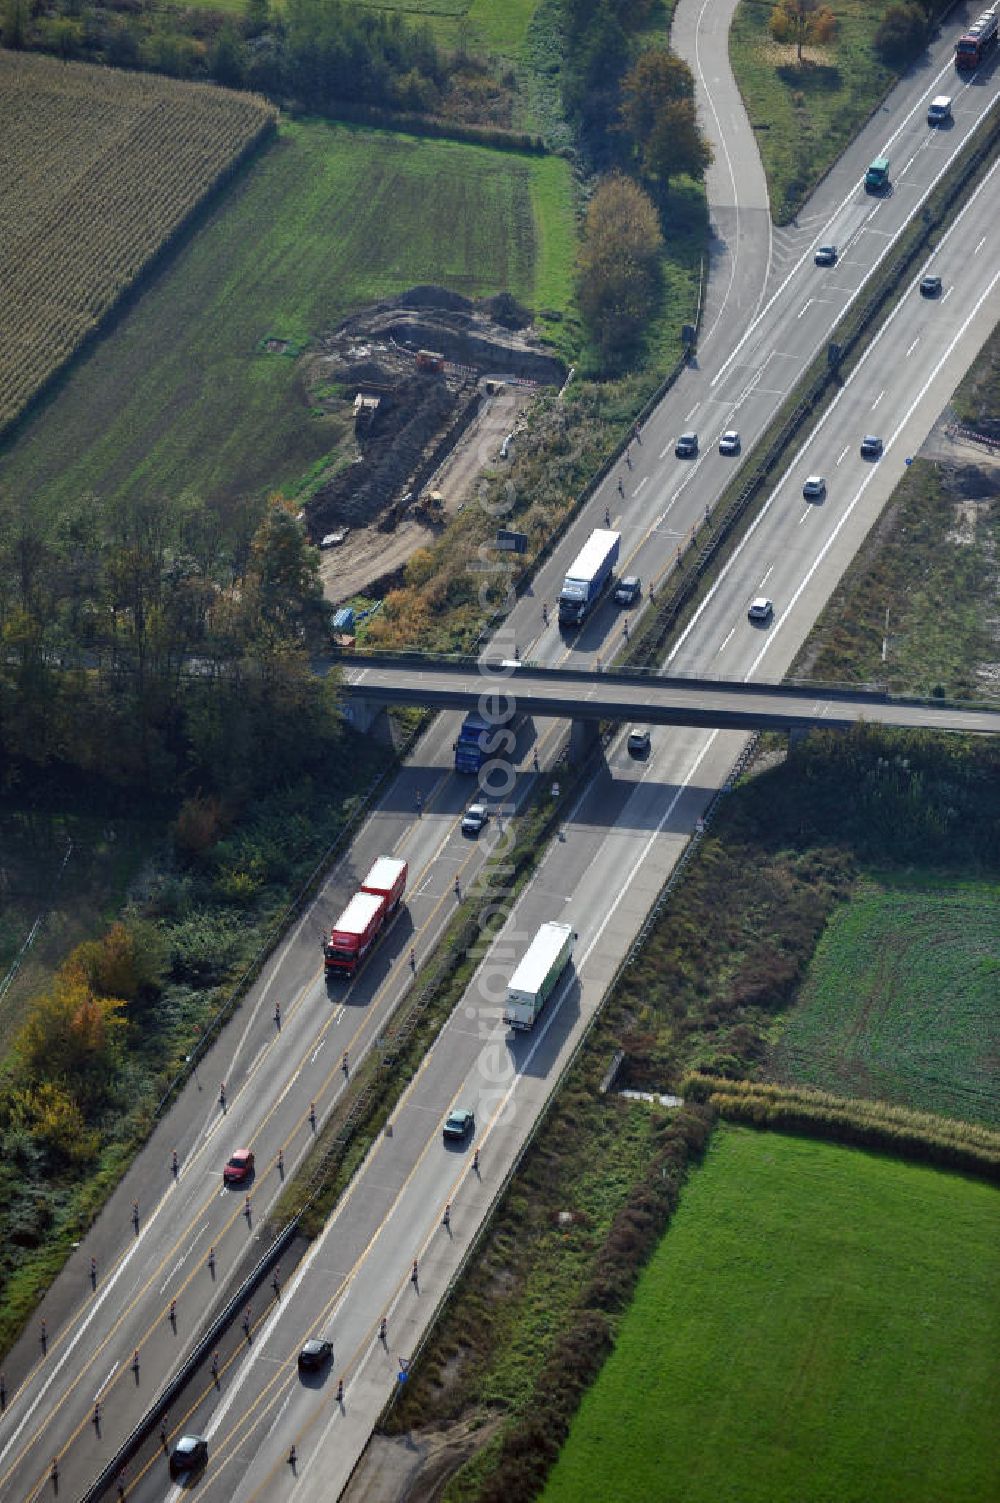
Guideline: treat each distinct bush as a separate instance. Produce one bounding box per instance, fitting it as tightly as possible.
[682,1075,1000,1181]
[874,2,930,66]
[577,174,664,366]
[169,911,248,984]
[174,794,229,856]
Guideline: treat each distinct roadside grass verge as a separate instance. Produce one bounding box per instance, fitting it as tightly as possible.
[766,878,1000,1125]
[953,318,1000,430]
[0,117,578,541]
[728,0,895,223]
[542,1125,1000,1503]
[792,458,1000,697]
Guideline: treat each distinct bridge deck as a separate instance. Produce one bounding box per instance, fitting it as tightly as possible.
[338,656,1000,737]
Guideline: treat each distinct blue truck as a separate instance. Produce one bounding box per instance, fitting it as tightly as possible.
[558,528,621,627]
[454,704,522,774]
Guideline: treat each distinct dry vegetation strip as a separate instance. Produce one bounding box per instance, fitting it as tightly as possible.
[683,1075,1000,1180]
[0,52,275,433]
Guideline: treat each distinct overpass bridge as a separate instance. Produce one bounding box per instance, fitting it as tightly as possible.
[338,654,1000,757]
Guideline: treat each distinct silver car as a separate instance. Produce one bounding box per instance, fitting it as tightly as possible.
[461,803,489,836]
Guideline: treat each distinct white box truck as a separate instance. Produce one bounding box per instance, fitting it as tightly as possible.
[558,529,620,627]
[503,921,575,1030]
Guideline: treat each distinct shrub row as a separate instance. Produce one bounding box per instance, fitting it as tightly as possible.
[310,99,546,154]
[682,1075,1000,1182]
[475,1104,713,1503]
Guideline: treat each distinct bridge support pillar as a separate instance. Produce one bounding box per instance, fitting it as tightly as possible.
[568,718,601,766]
[344,698,395,747]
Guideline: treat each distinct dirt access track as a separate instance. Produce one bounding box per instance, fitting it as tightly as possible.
[302,287,565,609]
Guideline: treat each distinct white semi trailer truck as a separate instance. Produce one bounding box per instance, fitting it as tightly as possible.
[503,921,576,1030]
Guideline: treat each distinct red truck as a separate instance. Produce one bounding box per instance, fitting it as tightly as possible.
[323,856,407,976]
[955,5,998,68]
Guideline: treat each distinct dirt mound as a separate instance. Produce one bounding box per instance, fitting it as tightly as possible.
[399,284,473,313]
[948,463,998,500]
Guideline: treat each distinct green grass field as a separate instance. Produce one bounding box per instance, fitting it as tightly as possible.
[768,877,1000,1127]
[544,1126,1000,1503]
[0,117,576,533]
[171,0,542,55]
[729,1,894,223]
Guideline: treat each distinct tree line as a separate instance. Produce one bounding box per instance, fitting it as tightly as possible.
[565,24,712,365]
[0,492,340,803]
[0,0,452,119]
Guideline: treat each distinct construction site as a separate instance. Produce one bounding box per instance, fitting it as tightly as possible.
[302,286,566,608]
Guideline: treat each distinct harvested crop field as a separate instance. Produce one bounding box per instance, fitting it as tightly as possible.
[769,877,1000,1127]
[543,1126,1000,1503]
[0,52,274,433]
[0,117,575,536]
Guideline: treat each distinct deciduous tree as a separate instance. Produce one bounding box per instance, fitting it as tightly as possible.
[576,174,664,365]
[874,2,929,65]
[620,47,712,191]
[17,972,127,1102]
[769,0,837,62]
[9,1082,99,1165]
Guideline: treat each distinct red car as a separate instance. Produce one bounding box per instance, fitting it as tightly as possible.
[223,1149,255,1185]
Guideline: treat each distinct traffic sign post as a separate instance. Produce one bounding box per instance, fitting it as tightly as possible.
[496,529,528,554]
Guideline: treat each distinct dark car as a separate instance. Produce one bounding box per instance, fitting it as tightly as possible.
[614,575,641,607]
[814,244,838,267]
[860,434,883,459]
[674,432,698,458]
[169,1436,208,1477]
[919,275,942,297]
[627,727,651,758]
[443,1108,475,1142]
[223,1148,255,1185]
[298,1338,333,1372]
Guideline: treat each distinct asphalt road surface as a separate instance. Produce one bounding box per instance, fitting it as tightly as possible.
[1,7,996,1501]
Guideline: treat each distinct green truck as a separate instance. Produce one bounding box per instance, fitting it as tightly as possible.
[864,156,890,193]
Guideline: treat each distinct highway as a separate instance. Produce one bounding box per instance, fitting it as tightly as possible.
[340,657,1000,736]
[0,6,996,1499]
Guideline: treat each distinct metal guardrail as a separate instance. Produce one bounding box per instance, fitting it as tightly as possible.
[372,725,761,1446]
[628,103,1000,672]
[79,1223,297,1503]
[151,714,431,1123]
[292,746,588,1205]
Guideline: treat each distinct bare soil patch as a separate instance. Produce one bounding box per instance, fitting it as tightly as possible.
[308,287,559,606]
[345,1417,503,1503]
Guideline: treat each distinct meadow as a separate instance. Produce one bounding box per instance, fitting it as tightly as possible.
[543,1126,1000,1503]
[0,117,577,536]
[768,877,1000,1126]
[172,0,546,57]
[728,0,894,222]
[0,51,273,433]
